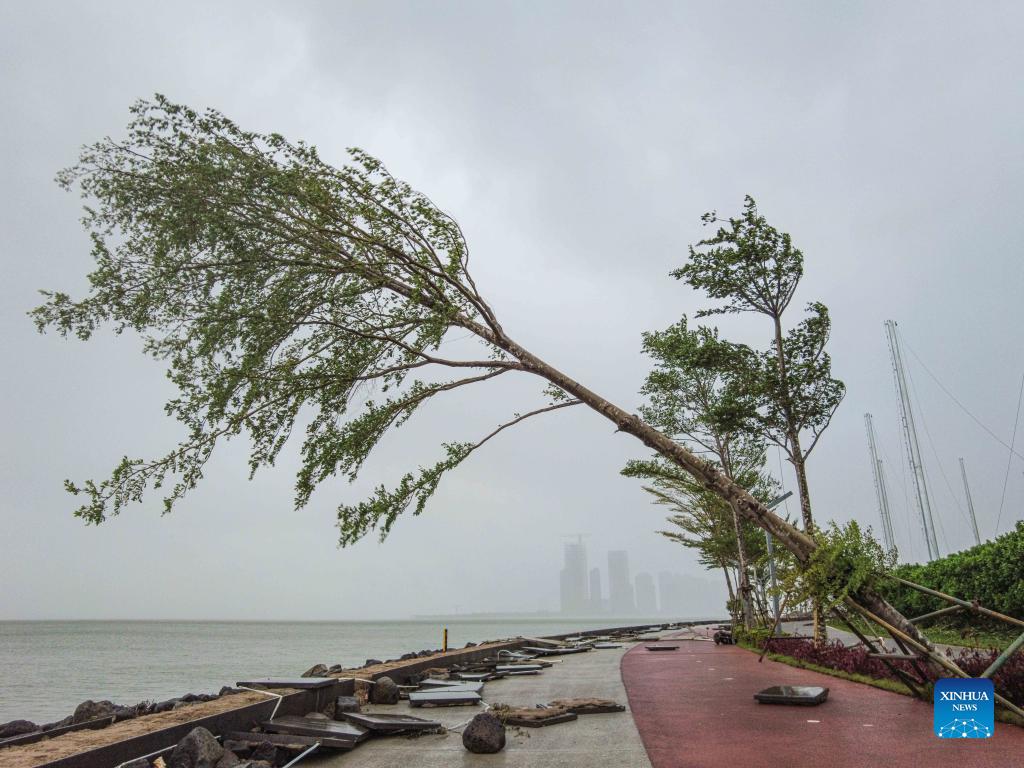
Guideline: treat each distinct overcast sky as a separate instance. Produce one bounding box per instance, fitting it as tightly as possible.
[2,1,1022,620]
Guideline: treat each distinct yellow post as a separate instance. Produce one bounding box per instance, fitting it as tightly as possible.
[443,627,448,652]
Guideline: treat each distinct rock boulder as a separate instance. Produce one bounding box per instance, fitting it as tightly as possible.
[462,713,505,754]
[167,726,225,768]
[369,676,399,705]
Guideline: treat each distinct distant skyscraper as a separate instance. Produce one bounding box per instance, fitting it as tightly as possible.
[559,541,589,615]
[589,567,604,613]
[607,550,635,615]
[635,572,657,614]
[658,571,686,616]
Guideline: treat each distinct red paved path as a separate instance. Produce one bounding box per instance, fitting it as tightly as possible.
[620,635,1024,768]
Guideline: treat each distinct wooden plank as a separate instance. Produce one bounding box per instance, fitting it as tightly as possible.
[222,730,357,751]
[236,677,336,689]
[261,715,369,743]
[341,712,442,732]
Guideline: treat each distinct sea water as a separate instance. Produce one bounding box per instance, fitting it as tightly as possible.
[0,618,670,723]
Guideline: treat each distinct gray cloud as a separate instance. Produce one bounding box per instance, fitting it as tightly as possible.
[2,1,1022,619]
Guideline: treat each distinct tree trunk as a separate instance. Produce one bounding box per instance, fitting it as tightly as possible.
[472,327,930,661]
[729,499,753,629]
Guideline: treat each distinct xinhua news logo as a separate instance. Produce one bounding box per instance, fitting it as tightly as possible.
[934,678,994,739]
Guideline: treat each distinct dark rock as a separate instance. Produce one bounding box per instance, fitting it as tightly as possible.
[369,676,400,705]
[180,693,217,703]
[364,659,382,667]
[168,726,225,768]
[72,700,117,724]
[235,762,273,768]
[153,699,180,713]
[40,715,74,731]
[327,664,343,674]
[400,652,416,660]
[112,705,139,721]
[462,713,505,754]
[301,663,329,678]
[0,719,40,739]
[219,686,243,696]
[215,750,241,768]
[334,696,360,715]
[248,742,277,764]
[173,700,194,710]
[464,641,477,648]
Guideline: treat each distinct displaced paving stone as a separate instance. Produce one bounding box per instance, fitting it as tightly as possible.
[0,719,39,739]
[370,676,400,705]
[462,712,506,754]
[168,726,225,768]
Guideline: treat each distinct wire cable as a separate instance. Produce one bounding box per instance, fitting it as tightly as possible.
[995,372,1024,535]
[900,336,1024,462]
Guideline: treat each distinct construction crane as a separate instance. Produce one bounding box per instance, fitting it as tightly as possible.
[885,320,940,560]
[865,413,898,555]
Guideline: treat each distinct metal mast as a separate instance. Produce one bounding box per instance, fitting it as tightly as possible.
[885,320,940,560]
[864,413,897,554]
[958,457,981,547]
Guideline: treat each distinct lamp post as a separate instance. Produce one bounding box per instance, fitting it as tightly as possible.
[764,491,794,633]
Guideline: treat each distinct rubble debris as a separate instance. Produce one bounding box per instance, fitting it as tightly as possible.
[548,698,625,714]
[490,704,577,728]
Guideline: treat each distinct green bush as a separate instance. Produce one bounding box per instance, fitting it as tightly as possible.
[882,522,1024,623]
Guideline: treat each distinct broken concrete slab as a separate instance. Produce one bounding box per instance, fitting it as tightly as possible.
[341,712,442,733]
[260,715,370,744]
[236,677,336,690]
[408,690,482,707]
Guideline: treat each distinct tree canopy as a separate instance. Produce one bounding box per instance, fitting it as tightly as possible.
[33,96,578,545]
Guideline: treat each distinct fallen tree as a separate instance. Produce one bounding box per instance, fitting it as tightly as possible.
[33,96,1015,712]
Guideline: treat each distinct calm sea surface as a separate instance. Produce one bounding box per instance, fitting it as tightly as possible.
[0,618,669,723]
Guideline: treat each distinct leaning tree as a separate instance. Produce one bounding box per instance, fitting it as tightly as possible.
[33,97,1016,712]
